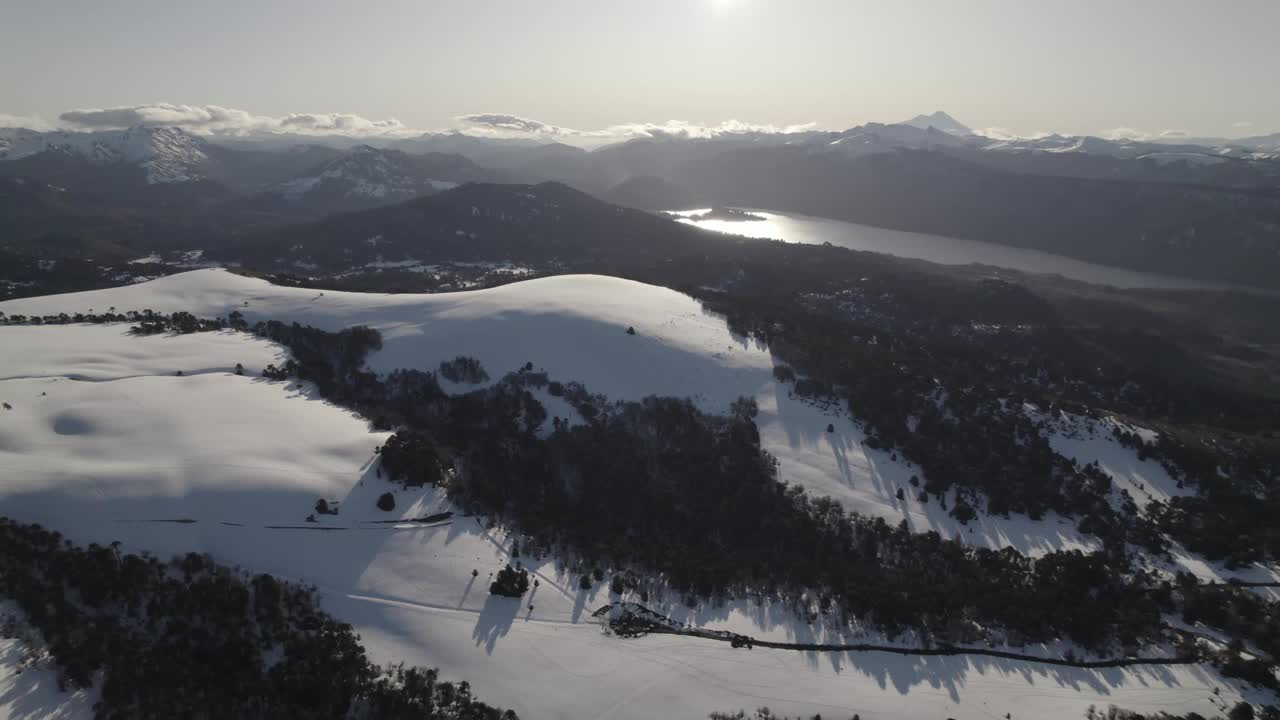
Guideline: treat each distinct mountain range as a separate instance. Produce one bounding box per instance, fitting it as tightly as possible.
[2,114,1279,288]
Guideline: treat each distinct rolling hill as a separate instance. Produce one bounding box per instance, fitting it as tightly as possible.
[1,269,1272,719]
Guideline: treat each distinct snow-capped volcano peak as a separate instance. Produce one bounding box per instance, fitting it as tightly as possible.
[902,111,973,136]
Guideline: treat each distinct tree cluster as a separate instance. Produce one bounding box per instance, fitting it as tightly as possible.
[0,517,514,719]
[489,565,531,598]
[439,356,490,384]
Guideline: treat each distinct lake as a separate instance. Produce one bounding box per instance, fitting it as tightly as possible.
[670,208,1244,292]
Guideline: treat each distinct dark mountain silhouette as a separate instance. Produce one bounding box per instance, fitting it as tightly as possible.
[213,181,731,271]
[603,175,700,210]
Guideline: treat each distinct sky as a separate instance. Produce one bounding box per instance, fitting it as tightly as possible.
[1,0,1277,143]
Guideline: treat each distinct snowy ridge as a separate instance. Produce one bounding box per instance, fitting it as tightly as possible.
[826,122,969,157]
[978,133,1145,156]
[277,145,459,201]
[0,125,210,183]
[1137,151,1229,166]
[0,269,1103,554]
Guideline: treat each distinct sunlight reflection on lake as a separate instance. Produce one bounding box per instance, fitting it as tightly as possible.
[669,207,1246,292]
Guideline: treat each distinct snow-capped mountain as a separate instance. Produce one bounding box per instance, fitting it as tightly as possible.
[976,133,1140,155]
[973,132,1280,164]
[1230,131,1280,155]
[825,122,970,157]
[0,125,212,183]
[902,110,973,135]
[269,145,491,211]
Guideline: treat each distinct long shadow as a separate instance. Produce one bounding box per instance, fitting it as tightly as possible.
[0,640,94,720]
[471,594,520,654]
[765,360,1096,556]
[571,583,595,624]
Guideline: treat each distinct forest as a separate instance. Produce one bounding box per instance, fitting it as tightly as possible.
[0,517,515,719]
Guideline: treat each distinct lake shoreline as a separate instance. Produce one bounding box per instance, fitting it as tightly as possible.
[668,206,1269,295]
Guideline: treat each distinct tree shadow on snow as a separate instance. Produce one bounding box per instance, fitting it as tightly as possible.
[471,594,520,654]
[0,640,94,720]
[839,649,1228,704]
[766,366,1098,558]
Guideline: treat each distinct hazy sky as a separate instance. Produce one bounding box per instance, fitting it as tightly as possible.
[2,0,1277,141]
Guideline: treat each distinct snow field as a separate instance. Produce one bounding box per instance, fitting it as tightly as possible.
[0,272,1266,718]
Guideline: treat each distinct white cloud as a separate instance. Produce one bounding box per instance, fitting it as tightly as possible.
[1099,127,1151,141]
[36,104,818,145]
[1233,121,1253,129]
[606,119,817,140]
[454,113,601,138]
[0,113,54,130]
[1097,127,1197,142]
[973,126,1019,140]
[57,103,418,138]
[11,103,817,146]
[457,112,816,144]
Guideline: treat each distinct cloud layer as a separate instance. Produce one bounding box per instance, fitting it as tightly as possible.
[38,103,819,146]
[457,112,815,143]
[0,113,54,130]
[58,103,415,138]
[31,103,1261,148]
[455,113,596,138]
[1098,127,1194,142]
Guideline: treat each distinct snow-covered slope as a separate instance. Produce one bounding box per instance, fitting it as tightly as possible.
[275,145,471,204]
[0,125,210,183]
[827,122,969,157]
[0,271,1263,719]
[1,603,96,720]
[1137,151,1229,166]
[978,133,1147,156]
[1036,409,1280,589]
[0,270,1099,554]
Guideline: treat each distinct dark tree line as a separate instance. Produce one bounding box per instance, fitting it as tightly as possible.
[1084,704,1277,720]
[0,517,514,719]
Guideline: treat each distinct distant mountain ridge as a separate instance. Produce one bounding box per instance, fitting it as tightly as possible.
[3,115,1280,288]
[0,125,213,183]
[262,145,494,212]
